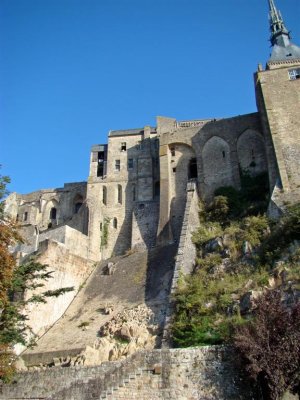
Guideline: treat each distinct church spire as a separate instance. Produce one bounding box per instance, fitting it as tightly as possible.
[268,0,291,47]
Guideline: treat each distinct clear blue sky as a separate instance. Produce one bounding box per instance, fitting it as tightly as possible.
[1,0,299,194]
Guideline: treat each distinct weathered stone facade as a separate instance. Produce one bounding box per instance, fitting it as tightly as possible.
[0,347,259,400]
[2,1,300,398]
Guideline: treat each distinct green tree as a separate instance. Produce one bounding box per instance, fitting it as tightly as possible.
[0,172,74,381]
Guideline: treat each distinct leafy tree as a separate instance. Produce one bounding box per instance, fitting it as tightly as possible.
[234,290,300,400]
[0,172,74,381]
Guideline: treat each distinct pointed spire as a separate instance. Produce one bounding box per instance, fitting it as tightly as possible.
[268,0,290,47]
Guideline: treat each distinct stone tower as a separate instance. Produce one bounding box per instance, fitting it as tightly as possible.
[255,0,300,209]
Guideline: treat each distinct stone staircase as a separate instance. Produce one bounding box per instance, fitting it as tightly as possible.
[161,180,199,346]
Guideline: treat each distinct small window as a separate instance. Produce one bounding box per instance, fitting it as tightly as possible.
[128,158,134,169]
[115,159,120,171]
[113,217,118,229]
[50,207,57,220]
[288,68,300,80]
[24,212,28,222]
[170,147,175,157]
[121,142,126,152]
[16,214,19,222]
[172,167,176,173]
[117,184,122,204]
[138,203,145,210]
[103,186,107,205]
[222,151,225,158]
[100,222,102,231]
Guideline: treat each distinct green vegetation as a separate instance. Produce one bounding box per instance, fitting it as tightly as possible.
[172,172,300,399]
[101,217,110,247]
[78,321,89,329]
[0,172,74,382]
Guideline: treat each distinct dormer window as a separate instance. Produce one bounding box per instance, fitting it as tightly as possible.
[288,68,300,80]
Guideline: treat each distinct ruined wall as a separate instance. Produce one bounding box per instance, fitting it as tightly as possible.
[0,348,257,400]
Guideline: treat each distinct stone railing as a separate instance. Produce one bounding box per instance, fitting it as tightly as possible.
[176,119,215,128]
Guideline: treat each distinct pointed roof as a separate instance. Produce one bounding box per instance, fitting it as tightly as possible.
[268,0,300,62]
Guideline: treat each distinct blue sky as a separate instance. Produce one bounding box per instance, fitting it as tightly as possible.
[1,0,300,194]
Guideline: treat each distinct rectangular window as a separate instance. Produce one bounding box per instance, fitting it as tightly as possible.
[170,147,175,157]
[128,158,134,169]
[24,212,28,221]
[115,159,120,171]
[121,142,126,152]
[288,68,300,80]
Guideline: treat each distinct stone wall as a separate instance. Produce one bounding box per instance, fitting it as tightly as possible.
[14,225,91,259]
[0,347,258,400]
[131,202,159,250]
[19,239,94,343]
[255,63,300,193]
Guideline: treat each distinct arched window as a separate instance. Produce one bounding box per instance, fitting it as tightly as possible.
[50,207,57,220]
[103,186,107,205]
[24,212,28,222]
[113,217,118,229]
[117,184,122,204]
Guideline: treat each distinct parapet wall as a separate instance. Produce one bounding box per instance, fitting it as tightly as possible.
[0,347,258,400]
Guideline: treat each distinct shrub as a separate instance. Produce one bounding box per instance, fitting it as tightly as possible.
[234,290,300,400]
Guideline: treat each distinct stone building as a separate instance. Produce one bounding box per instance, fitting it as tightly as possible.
[5,0,300,267]
[5,0,300,263]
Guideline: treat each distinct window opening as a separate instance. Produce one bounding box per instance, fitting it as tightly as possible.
[117,184,122,204]
[121,142,127,152]
[100,222,102,231]
[97,151,105,177]
[16,214,19,222]
[50,208,57,220]
[172,167,176,173]
[288,68,300,80]
[115,159,120,171]
[154,181,160,197]
[138,203,145,210]
[170,147,176,157]
[24,212,28,222]
[113,217,118,229]
[222,151,226,158]
[188,158,198,179]
[128,158,134,169]
[103,186,107,205]
[75,202,83,214]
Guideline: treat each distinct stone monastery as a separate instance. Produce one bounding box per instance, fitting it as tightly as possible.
[2,1,300,397]
[6,0,300,262]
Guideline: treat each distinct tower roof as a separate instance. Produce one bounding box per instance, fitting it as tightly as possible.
[268,0,300,62]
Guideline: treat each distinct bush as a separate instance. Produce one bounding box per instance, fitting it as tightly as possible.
[234,290,300,400]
